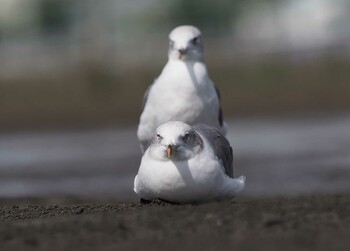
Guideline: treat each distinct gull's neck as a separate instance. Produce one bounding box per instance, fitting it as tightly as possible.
[162,59,209,81]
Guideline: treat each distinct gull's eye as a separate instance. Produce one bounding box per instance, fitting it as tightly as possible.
[183,132,190,142]
[191,36,200,45]
[169,40,175,48]
[156,133,162,141]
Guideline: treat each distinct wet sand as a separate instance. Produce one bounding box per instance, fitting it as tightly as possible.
[1,194,350,251]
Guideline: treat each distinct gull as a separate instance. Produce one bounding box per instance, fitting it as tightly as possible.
[134,121,245,203]
[137,25,227,153]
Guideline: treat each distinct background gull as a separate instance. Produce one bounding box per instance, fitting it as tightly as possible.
[134,121,245,203]
[137,25,227,153]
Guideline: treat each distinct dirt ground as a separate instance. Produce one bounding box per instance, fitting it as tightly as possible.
[1,194,349,251]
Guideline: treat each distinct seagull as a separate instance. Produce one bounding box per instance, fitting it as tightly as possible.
[134,121,245,203]
[137,25,227,153]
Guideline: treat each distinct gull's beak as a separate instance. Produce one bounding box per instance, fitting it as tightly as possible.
[178,48,188,55]
[167,144,173,158]
[178,48,188,59]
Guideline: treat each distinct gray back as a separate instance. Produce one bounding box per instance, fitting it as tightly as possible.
[193,124,233,178]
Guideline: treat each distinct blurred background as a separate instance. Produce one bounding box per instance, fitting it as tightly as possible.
[0,0,349,201]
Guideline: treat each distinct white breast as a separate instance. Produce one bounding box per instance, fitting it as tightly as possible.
[137,61,220,145]
[134,137,235,203]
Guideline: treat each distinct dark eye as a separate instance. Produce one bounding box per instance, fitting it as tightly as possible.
[183,132,190,142]
[156,133,162,141]
[192,36,200,45]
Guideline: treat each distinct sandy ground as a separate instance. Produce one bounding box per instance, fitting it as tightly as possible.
[1,194,350,251]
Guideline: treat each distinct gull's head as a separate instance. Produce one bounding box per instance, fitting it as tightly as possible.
[168,25,204,62]
[149,121,203,161]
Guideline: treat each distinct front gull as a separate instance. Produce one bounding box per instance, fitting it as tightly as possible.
[137,25,227,153]
[134,121,245,203]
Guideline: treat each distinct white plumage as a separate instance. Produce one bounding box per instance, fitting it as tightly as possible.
[137,25,227,153]
[134,121,245,203]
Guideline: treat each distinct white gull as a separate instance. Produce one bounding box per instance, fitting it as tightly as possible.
[137,25,227,153]
[134,121,245,203]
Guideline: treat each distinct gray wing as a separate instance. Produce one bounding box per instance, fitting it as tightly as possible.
[193,124,233,178]
[214,86,224,127]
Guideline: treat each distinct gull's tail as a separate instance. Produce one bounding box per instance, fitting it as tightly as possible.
[220,121,228,136]
[223,175,246,197]
[233,175,246,194]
